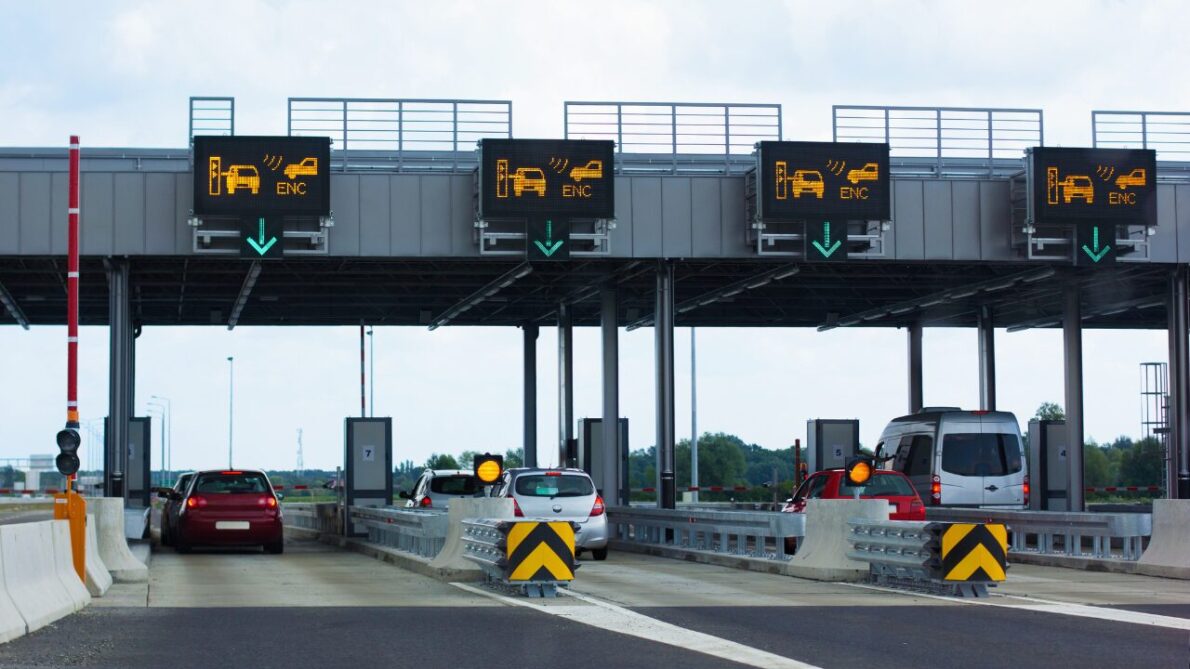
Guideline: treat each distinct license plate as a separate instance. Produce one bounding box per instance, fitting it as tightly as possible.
[215,521,250,530]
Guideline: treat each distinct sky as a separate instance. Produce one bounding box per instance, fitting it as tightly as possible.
[0,0,1186,473]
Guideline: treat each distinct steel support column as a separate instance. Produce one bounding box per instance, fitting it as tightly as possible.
[601,287,622,506]
[655,262,676,509]
[105,258,133,500]
[522,324,538,468]
[908,322,923,413]
[1169,268,1190,499]
[977,305,997,411]
[1063,283,1085,512]
[558,303,574,468]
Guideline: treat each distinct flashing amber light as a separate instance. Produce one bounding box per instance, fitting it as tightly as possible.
[475,456,503,484]
[847,460,873,486]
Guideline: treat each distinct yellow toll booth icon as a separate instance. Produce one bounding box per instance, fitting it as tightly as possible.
[774,161,824,200]
[1046,167,1094,205]
[208,157,262,196]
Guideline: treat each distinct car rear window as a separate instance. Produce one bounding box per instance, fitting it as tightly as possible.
[429,475,477,495]
[839,472,916,497]
[514,474,594,498]
[194,471,269,494]
[941,433,1023,477]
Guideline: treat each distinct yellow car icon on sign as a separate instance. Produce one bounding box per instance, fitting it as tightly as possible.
[283,157,319,180]
[1060,175,1094,203]
[1114,168,1146,190]
[225,165,260,195]
[569,160,603,182]
[846,162,880,184]
[791,170,824,199]
[512,168,547,197]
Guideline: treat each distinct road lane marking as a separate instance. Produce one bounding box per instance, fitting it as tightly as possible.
[841,583,1190,631]
[451,583,821,669]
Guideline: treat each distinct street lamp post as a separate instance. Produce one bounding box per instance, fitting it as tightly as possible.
[150,395,171,485]
[227,356,234,469]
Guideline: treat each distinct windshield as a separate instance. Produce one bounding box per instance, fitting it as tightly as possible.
[941,433,1023,477]
[429,475,477,495]
[514,474,594,498]
[193,472,269,494]
[838,472,916,497]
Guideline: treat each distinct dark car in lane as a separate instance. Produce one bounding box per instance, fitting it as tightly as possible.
[157,471,195,547]
[172,469,284,554]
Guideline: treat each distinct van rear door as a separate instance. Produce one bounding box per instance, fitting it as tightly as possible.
[979,416,1026,507]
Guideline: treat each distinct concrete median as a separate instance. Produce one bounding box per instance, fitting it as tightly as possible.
[0,540,26,643]
[0,522,76,633]
[90,498,148,583]
[784,499,889,582]
[428,498,514,577]
[1137,499,1190,580]
[84,518,113,596]
[50,520,91,611]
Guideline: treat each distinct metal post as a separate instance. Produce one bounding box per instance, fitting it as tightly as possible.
[105,258,131,499]
[690,327,698,503]
[227,356,234,469]
[601,288,621,505]
[1063,283,1085,512]
[1169,268,1190,499]
[558,303,574,468]
[359,323,366,418]
[907,322,923,413]
[523,324,538,468]
[977,305,997,411]
[655,262,676,509]
[368,327,375,417]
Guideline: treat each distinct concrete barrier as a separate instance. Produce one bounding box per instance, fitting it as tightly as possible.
[0,522,76,633]
[428,498,514,576]
[1137,499,1190,580]
[90,498,148,583]
[0,540,26,643]
[784,499,889,582]
[50,520,90,611]
[84,519,113,597]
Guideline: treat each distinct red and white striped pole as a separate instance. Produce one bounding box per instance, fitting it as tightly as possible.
[66,135,80,430]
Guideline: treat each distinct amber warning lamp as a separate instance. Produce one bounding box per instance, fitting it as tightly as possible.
[474,453,504,485]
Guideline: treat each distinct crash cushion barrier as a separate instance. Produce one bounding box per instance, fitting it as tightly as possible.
[1137,499,1190,579]
[428,497,515,573]
[50,520,91,611]
[0,521,79,634]
[90,497,148,583]
[785,498,889,582]
[84,518,113,597]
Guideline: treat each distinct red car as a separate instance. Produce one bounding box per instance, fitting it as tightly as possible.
[781,469,925,553]
[173,469,284,554]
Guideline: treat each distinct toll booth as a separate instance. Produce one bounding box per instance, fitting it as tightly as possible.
[806,419,859,473]
[1028,419,1070,511]
[104,416,151,506]
[577,418,629,506]
[343,417,393,537]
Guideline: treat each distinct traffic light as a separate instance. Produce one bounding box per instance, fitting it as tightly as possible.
[474,453,504,485]
[845,456,873,486]
[55,428,81,477]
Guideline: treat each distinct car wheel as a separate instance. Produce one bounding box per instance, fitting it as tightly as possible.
[592,548,608,561]
[265,540,284,555]
[161,522,172,547]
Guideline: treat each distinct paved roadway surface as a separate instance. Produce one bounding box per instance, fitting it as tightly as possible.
[0,539,1186,668]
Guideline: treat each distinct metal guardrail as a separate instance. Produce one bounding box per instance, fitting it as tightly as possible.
[348,506,449,559]
[460,518,508,581]
[282,502,339,535]
[926,508,1151,561]
[607,506,804,560]
[847,519,940,583]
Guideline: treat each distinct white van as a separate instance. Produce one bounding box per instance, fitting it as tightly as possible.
[875,408,1028,509]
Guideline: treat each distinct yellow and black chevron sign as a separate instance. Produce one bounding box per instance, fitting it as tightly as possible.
[941,523,1008,582]
[506,521,576,582]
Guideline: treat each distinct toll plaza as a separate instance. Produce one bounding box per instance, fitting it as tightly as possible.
[1,98,1190,667]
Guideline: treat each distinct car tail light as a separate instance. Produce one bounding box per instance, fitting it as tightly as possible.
[186,496,207,509]
[221,471,242,475]
[420,496,432,508]
[545,471,561,477]
[513,499,524,517]
[590,495,605,517]
[258,496,277,508]
[1023,475,1030,505]
[930,475,941,505]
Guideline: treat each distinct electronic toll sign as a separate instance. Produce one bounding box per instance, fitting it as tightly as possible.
[1030,147,1156,226]
[193,136,331,216]
[479,139,615,219]
[758,141,890,221]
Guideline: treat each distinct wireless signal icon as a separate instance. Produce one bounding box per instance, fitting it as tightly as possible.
[826,159,846,176]
[262,154,284,171]
[548,157,569,174]
[1095,165,1115,181]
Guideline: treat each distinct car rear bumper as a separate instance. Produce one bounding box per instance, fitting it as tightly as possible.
[575,515,608,550]
[178,513,283,546]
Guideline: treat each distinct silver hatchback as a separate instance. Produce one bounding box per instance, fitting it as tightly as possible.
[493,468,609,560]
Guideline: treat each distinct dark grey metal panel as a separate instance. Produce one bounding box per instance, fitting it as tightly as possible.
[609,177,633,257]
[661,179,692,258]
[893,180,924,260]
[81,173,113,256]
[1178,185,1190,263]
[631,177,663,257]
[174,173,192,255]
[390,176,421,256]
[419,176,452,256]
[719,178,749,257]
[689,178,721,257]
[49,173,67,255]
[144,173,176,254]
[358,175,391,256]
[329,175,360,256]
[0,174,17,253]
[449,175,474,257]
[923,180,952,260]
[979,181,1013,261]
[114,174,146,254]
[19,173,52,255]
[1152,185,1177,263]
[951,181,981,260]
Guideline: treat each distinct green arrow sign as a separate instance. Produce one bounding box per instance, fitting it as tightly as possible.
[240,215,283,259]
[527,216,570,260]
[534,219,564,257]
[807,220,847,261]
[811,221,842,258]
[1081,224,1110,263]
[247,217,278,256]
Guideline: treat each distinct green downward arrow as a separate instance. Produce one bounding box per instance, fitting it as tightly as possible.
[247,217,278,255]
[533,219,564,257]
[811,221,842,258]
[1081,225,1110,263]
